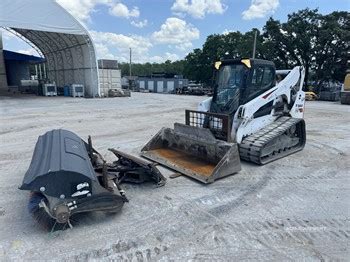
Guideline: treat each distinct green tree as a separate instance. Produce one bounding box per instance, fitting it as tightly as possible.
[261,18,292,68]
[263,9,321,86]
[183,48,208,83]
[313,11,350,85]
[118,60,186,77]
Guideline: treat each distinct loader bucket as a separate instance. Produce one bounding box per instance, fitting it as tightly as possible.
[141,123,241,183]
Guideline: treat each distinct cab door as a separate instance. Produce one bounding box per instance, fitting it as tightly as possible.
[244,64,275,103]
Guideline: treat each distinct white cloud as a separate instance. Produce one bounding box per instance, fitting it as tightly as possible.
[165,52,180,61]
[94,43,117,59]
[222,29,236,35]
[56,0,112,22]
[280,28,288,35]
[148,56,163,63]
[171,0,226,19]
[91,30,182,63]
[242,0,279,20]
[175,42,193,51]
[131,19,148,28]
[149,52,180,63]
[109,3,140,18]
[152,17,199,51]
[90,31,152,52]
[57,0,140,23]
[90,30,153,63]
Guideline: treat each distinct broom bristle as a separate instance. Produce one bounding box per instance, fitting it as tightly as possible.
[28,192,67,231]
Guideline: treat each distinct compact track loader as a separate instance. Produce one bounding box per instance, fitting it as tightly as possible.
[142,59,306,183]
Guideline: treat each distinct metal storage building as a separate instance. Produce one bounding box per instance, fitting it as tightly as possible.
[0,0,99,97]
[137,74,188,94]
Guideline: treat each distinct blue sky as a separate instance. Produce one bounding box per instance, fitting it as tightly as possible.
[1,0,349,63]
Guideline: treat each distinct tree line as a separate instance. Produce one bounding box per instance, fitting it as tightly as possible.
[119,60,184,77]
[119,9,349,88]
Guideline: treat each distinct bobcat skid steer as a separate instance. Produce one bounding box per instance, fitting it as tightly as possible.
[141,59,306,183]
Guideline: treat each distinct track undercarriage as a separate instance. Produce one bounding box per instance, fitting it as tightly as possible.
[239,117,306,164]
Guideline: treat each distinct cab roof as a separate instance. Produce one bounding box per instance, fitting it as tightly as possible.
[220,58,275,68]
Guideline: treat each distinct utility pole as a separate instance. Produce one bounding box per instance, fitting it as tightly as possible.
[252,30,257,59]
[129,47,132,90]
[129,48,132,77]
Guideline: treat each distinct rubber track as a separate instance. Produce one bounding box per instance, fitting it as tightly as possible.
[239,116,305,164]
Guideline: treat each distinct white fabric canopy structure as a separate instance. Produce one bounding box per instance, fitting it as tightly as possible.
[0,0,99,97]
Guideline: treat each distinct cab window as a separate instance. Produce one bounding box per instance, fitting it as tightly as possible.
[245,65,275,101]
[251,66,264,86]
[262,67,274,86]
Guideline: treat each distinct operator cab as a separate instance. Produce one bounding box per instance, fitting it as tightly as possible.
[210,58,276,115]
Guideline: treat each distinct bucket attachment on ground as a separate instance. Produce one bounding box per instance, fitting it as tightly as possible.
[141,122,241,184]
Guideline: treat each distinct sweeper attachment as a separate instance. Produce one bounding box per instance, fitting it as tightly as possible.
[20,129,165,230]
